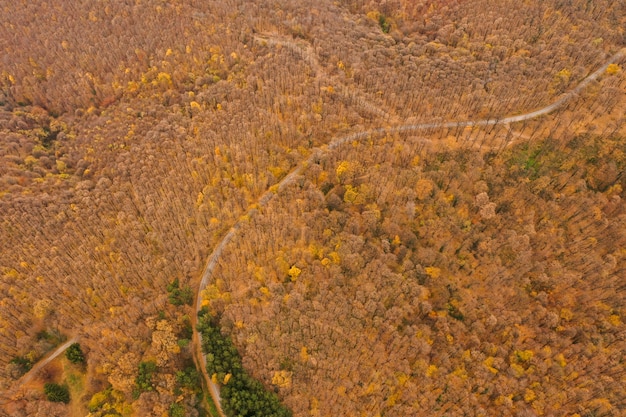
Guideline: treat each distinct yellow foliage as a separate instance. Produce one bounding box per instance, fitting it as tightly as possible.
[555,68,571,81]
[483,357,499,374]
[514,350,534,363]
[329,251,341,264]
[560,308,574,321]
[344,185,359,203]
[364,382,378,395]
[311,99,323,115]
[425,364,438,377]
[195,192,204,208]
[452,366,468,379]
[56,160,67,173]
[395,372,410,386]
[366,11,380,21]
[88,391,109,411]
[310,397,319,412]
[155,72,172,87]
[510,363,525,377]
[336,161,350,181]
[190,101,201,110]
[524,388,536,403]
[268,165,285,179]
[24,155,37,168]
[288,265,301,281]
[425,266,441,279]
[606,63,620,75]
[555,353,566,367]
[386,391,400,407]
[223,373,232,384]
[300,346,309,362]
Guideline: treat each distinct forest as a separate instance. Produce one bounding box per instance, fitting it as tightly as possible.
[0,0,625,416]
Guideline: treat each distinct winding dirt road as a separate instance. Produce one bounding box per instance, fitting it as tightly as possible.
[191,47,625,415]
[2,40,621,415]
[0,337,78,407]
[0,43,621,416]
[253,34,394,120]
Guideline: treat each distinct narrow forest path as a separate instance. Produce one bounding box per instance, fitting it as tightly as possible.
[0,337,78,409]
[191,47,626,415]
[2,42,621,415]
[253,33,394,121]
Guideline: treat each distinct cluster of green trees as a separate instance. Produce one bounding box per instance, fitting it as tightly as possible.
[133,360,157,399]
[197,308,292,417]
[167,278,194,306]
[65,342,85,364]
[8,356,32,376]
[43,382,70,404]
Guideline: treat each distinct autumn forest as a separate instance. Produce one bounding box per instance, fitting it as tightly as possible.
[1,0,625,416]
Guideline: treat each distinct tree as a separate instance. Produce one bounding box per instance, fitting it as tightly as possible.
[169,403,185,417]
[133,361,157,399]
[167,278,194,306]
[197,308,292,417]
[65,342,85,364]
[44,382,70,403]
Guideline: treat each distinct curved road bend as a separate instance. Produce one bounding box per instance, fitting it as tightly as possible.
[3,45,621,415]
[192,47,626,414]
[2,46,623,417]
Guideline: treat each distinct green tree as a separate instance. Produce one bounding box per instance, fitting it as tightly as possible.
[167,278,194,306]
[169,403,186,417]
[197,308,292,417]
[65,342,85,364]
[378,15,391,33]
[9,356,33,375]
[175,366,201,393]
[133,361,157,399]
[44,382,70,403]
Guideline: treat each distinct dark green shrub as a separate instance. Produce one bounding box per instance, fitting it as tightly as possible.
[44,382,70,403]
[65,343,85,364]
